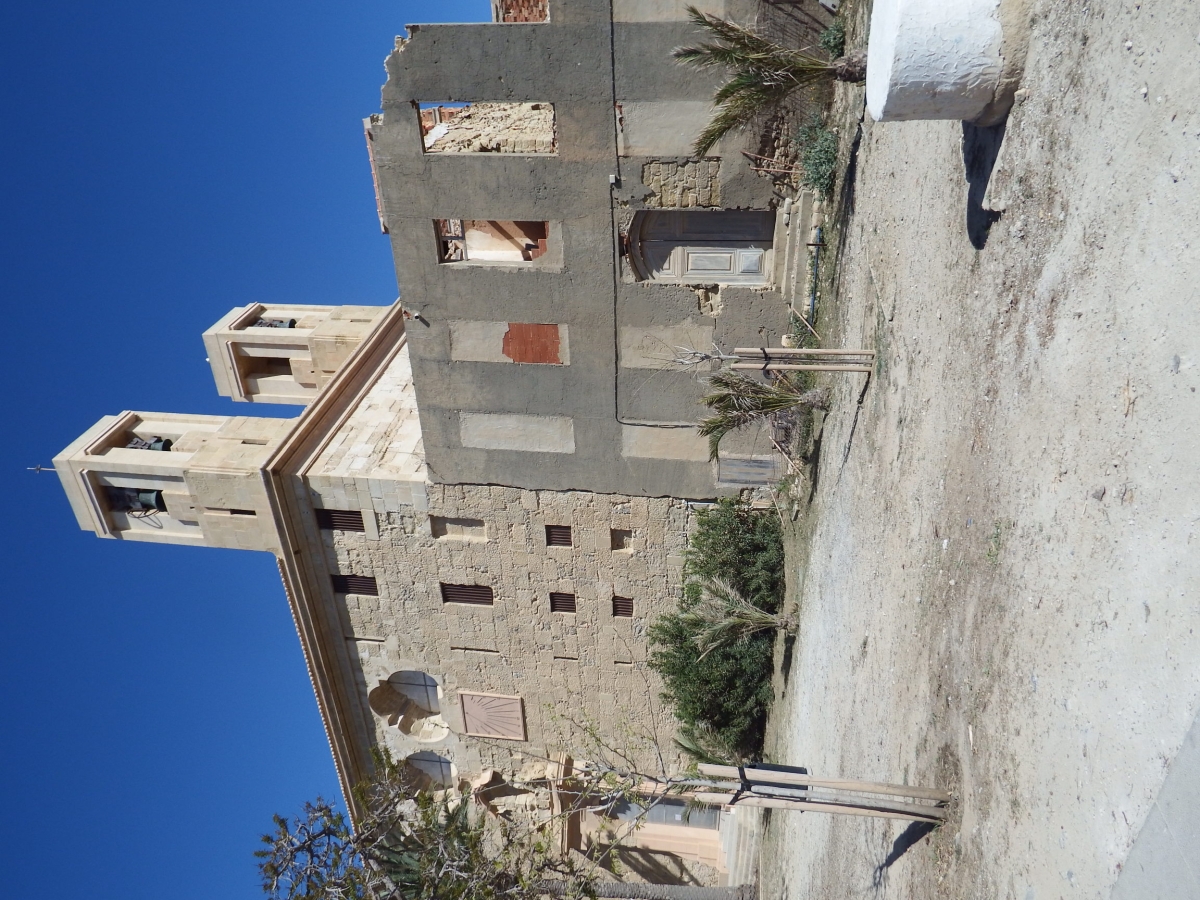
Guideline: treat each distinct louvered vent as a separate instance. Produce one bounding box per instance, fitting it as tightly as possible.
[612,596,634,618]
[315,509,366,532]
[331,574,378,596]
[440,583,495,605]
[545,525,573,547]
[549,592,577,613]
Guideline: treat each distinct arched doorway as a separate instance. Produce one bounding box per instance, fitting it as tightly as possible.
[627,209,776,286]
[367,671,450,743]
[403,752,457,790]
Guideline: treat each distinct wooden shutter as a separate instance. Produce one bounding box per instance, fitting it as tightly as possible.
[612,596,634,617]
[315,509,366,532]
[331,574,378,596]
[549,592,576,613]
[545,524,572,547]
[440,583,494,605]
[459,692,526,740]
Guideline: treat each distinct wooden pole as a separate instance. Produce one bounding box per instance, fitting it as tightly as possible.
[731,363,874,373]
[733,347,875,357]
[692,793,943,824]
[697,764,951,803]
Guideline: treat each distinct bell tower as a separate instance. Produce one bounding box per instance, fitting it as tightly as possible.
[203,303,388,405]
[54,411,294,551]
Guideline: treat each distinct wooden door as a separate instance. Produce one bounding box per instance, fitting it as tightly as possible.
[634,210,776,285]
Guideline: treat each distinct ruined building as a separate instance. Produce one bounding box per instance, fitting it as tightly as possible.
[55,0,801,876]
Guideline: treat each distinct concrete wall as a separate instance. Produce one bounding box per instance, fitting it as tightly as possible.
[369,0,788,501]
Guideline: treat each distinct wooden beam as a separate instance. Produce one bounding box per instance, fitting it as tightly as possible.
[697,764,952,802]
[692,793,943,824]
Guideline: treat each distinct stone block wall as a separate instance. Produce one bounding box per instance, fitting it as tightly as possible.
[323,482,695,782]
[640,159,721,208]
[493,0,549,23]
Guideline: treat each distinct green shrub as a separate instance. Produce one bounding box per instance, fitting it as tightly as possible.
[795,119,839,197]
[649,498,784,758]
[819,20,846,59]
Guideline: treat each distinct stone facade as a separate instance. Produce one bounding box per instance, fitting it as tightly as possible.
[423,103,556,155]
[640,159,722,209]
[330,482,693,780]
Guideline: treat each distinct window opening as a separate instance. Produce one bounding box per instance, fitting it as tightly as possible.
[251,317,297,328]
[125,436,172,452]
[545,524,572,547]
[435,220,549,263]
[549,592,577,613]
[105,487,167,516]
[440,583,495,605]
[331,574,378,596]
[229,509,256,517]
[610,529,633,551]
[420,101,555,154]
[612,596,634,618]
[404,752,457,789]
[315,509,366,532]
[493,0,549,23]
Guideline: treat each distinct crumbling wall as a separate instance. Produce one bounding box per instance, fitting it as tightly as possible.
[424,102,555,154]
[640,159,721,208]
[493,0,549,23]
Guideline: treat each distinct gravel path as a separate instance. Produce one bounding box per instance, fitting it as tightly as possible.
[761,2,1200,897]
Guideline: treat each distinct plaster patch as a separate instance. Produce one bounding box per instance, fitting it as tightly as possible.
[621,425,709,461]
[613,0,724,21]
[450,321,568,365]
[619,324,715,369]
[460,413,575,454]
[617,101,713,157]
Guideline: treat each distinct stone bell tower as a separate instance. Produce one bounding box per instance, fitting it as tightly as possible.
[203,303,387,405]
[53,411,293,551]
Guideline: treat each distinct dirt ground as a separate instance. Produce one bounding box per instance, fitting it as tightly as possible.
[758,1,1200,898]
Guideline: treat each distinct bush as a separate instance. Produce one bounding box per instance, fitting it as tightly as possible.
[796,119,839,197]
[649,498,784,758]
[819,20,846,59]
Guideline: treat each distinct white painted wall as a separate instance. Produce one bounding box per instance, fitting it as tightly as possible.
[866,0,1004,122]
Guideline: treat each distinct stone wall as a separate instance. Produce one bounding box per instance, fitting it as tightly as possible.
[493,0,549,23]
[425,103,555,155]
[640,159,721,208]
[324,482,694,781]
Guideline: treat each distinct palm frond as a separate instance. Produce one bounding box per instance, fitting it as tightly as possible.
[677,575,795,660]
[674,6,839,154]
[697,370,829,459]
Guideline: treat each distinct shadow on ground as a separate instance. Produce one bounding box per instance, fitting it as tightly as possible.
[962,120,1007,249]
[872,821,938,890]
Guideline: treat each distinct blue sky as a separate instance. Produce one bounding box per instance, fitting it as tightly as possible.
[0,2,488,897]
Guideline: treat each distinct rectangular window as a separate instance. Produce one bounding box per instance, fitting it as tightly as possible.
[549,592,577,613]
[331,574,378,596]
[420,101,554,153]
[612,596,634,618]
[545,524,572,547]
[440,583,495,605]
[436,219,550,264]
[315,509,366,532]
[610,528,633,551]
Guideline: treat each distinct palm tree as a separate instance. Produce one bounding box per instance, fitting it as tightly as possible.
[678,576,795,661]
[674,6,867,155]
[697,370,830,461]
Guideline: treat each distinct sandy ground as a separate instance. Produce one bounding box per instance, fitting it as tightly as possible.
[759,1,1200,898]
